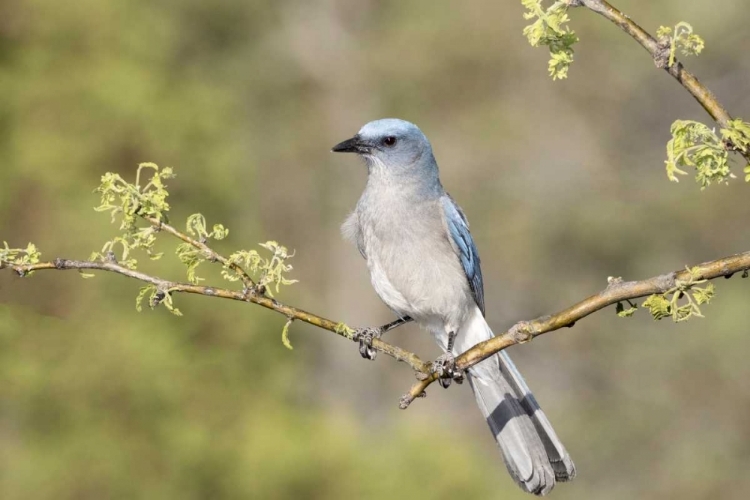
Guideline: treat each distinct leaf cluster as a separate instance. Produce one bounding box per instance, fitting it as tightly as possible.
[92,164,298,317]
[136,284,183,316]
[176,214,229,284]
[222,242,298,296]
[656,22,705,68]
[641,268,715,322]
[0,242,42,275]
[665,119,750,188]
[92,162,174,268]
[522,0,579,80]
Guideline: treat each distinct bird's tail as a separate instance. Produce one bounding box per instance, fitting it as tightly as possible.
[453,307,576,496]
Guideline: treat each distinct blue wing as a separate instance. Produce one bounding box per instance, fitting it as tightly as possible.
[441,194,485,315]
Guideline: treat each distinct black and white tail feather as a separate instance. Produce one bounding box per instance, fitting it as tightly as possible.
[444,190,575,495]
[457,308,576,495]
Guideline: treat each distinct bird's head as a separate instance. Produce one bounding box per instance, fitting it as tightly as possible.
[332,119,437,179]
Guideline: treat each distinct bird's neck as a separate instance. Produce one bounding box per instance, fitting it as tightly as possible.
[363,171,443,203]
[363,154,443,200]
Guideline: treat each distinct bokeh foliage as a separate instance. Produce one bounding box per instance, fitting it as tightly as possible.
[2,1,750,499]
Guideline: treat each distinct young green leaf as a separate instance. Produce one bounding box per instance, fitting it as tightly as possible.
[0,242,43,275]
[657,22,704,68]
[281,318,294,350]
[642,294,672,321]
[615,301,638,318]
[522,0,579,80]
[665,120,732,189]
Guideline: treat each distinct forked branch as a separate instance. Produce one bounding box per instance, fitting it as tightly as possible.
[577,0,750,163]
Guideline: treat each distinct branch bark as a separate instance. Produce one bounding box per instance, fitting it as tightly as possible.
[576,0,750,162]
[3,257,430,373]
[399,251,750,408]
[143,214,257,291]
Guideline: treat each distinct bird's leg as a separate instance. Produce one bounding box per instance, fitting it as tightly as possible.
[432,330,464,388]
[353,316,412,360]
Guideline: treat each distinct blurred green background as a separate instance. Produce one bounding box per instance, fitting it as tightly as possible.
[1,1,750,498]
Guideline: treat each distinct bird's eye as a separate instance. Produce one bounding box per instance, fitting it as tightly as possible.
[383,136,397,147]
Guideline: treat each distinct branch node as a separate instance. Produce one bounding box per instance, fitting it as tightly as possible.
[654,40,671,69]
[509,321,535,344]
[53,258,66,269]
[241,282,267,301]
[607,276,624,289]
[657,272,678,291]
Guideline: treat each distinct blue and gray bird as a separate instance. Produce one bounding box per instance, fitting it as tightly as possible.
[332,119,575,495]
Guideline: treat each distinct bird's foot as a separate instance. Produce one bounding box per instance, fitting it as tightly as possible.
[431,353,464,388]
[351,317,412,361]
[352,326,382,360]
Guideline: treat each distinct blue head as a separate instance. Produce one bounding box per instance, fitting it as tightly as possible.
[332,119,438,182]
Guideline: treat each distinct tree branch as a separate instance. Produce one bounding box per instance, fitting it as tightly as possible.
[2,251,429,374]
[142,214,258,291]
[10,247,746,410]
[399,250,750,408]
[576,0,750,162]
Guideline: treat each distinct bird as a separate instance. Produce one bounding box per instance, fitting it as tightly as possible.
[332,118,575,495]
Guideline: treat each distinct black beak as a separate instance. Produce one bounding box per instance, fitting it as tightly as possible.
[331,135,370,154]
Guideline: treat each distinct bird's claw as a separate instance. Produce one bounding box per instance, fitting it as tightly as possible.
[432,353,464,388]
[353,327,381,360]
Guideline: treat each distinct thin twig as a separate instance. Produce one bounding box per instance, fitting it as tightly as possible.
[7,257,430,373]
[142,214,258,291]
[576,0,750,162]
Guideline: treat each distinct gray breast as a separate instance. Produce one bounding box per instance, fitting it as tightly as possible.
[355,191,474,328]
